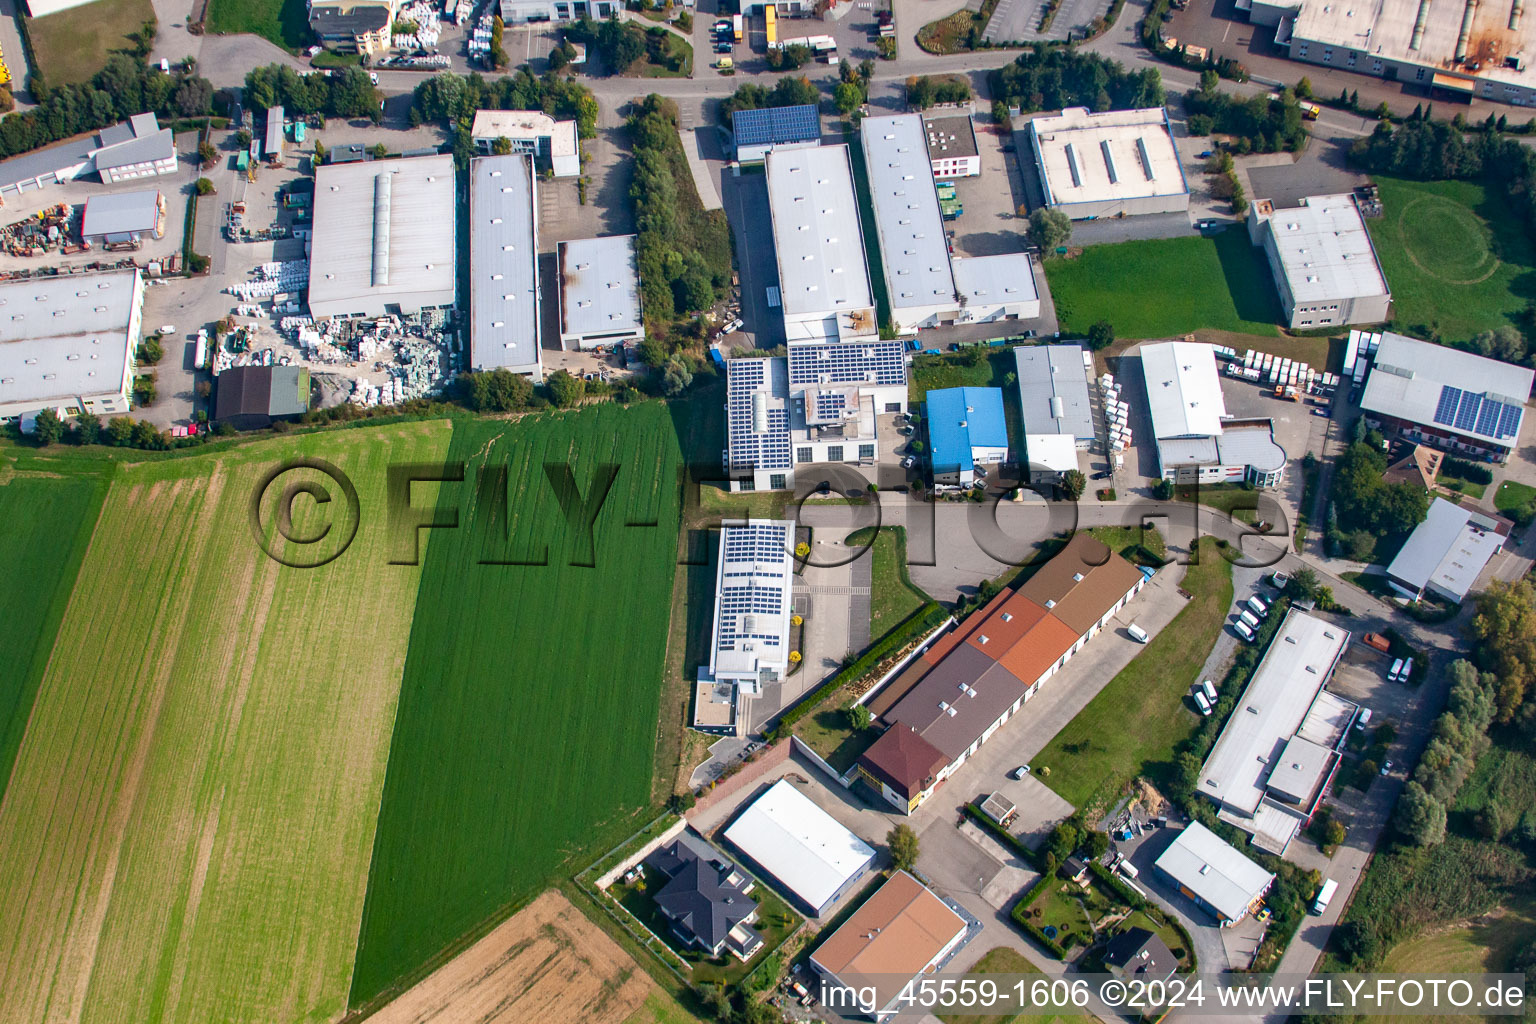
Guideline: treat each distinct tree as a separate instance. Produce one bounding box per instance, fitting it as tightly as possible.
[1295,76,1313,98]
[1027,207,1071,251]
[235,128,252,147]
[133,374,157,407]
[489,15,509,69]
[1086,319,1114,351]
[906,75,935,109]
[876,36,896,59]
[1083,830,1109,859]
[1286,566,1321,602]
[768,75,819,109]
[72,413,101,445]
[1469,579,1536,721]
[462,367,534,411]
[173,75,213,118]
[194,177,214,195]
[1153,478,1174,500]
[1333,919,1380,966]
[106,416,135,446]
[845,703,872,730]
[833,81,863,117]
[491,134,514,156]
[138,335,165,364]
[1394,781,1447,846]
[887,823,919,871]
[661,356,693,397]
[1322,817,1347,850]
[32,407,62,445]
[546,369,585,407]
[1468,325,1526,363]
[197,140,217,166]
[1060,469,1086,501]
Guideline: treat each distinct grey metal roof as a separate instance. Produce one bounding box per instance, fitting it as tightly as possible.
[1154,821,1274,924]
[81,190,161,239]
[92,114,174,173]
[308,153,457,319]
[1260,194,1388,305]
[0,113,167,190]
[1361,332,1533,446]
[950,253,1037,312]
[558,234,641,341]
[0,269,138,409]
[860,115,954,313]
[469,155,539,373]
[1015,344,1094,441]
[1266,735,1332,805]
[1386,496,1505,600]
[766,145,872,319]
[265,106,284,159]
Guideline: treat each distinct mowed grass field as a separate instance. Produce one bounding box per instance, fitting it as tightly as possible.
[1046,232,1282,339]
[1377,898,1536,1024]
[1367,176,1536,341]
[205,0,313,51]
[26,0,157,86]
[349,404,685,1008]
[0,463,108,804]
[0,421,452,1024]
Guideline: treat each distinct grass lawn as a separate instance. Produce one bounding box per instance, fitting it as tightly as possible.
[622,989,711,1024]
[1032,538,1234,815]
[350,406,685,1009]
[26,0,156,86]
[638,33,693,77]
[1495,479,1536,512]
[909,349,1028,446]
[1436,475,1488,500]
[795,707,878,774]
[0,464,108,806]
[936,947,1094,1024]
[206,0,312,50]
[1172,482,1269,517]
[1366,176,1536,342]
[0,422,452,1024]
[1045,232,1282,339]
[1376,896,1536,1024]
[1024,879,1121,951]
[864,527,930,640]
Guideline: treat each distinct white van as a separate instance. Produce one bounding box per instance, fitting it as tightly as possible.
[1388,658,1405,683]
[1239,609,1261,630]
[1194,691,1213,716]
[1402,657,1414,681]
[1118,859,1140,879]
[1312,878,1339,914]
[1201,679,1218,702]
[1246,595,1270,618]
[1355,707,1373,730]
[1127,623,1150,644]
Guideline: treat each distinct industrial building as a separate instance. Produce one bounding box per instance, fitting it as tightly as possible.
[861,115,1040,332]
[922,109,981,178]
[644,833,763,960]
[307,153,458,321]
[722,340,908,492]
[1386,497,1508,603]
[470,110,581,177]
[1016,344,1095,484]
[1025,107,1190,219]
[1360,331,1532,461]
[214,365,313,431]
[0,269,142,420]
[26,0,95,13]
[80,190,165,247]
[0,112,177,200]
[699,519,796,699]
[468,154,541,378]
[1243,0,1536,107]
[498,0,619,22]
[731,104,822,163]
[1248,194,1391,330]
[1154,822,1275,926]
[1142,341,1287,486]
[869,534,1147,803]
[927,386,1009,486]
[723,779,876,916]
[557,234,642,349]
[766,145,878,343]
[809,871,970,1021]
[1197,609,1355,853]
[308,0,397,55]
[854,724,950,814]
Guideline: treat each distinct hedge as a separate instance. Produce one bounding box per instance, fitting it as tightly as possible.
[1089,862,1199,972]
[964,801,1041,868]
[1443,456,1494,485]
[1010,873,1069,959]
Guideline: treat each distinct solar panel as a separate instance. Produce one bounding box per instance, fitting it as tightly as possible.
[1475,398,1503,438]
[725,358,792,473]
[1433,386,1463,427]
[787,341,907,387]
[1454,390,1483,432]
[1498,403,1523,439]
[731,104,820,148]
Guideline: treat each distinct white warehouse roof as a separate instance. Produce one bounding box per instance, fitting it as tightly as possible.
[1387,497,1507,602]
[1262,194,1388,306]
[469,109,579,161]
[1154,821,1274,924]
[1141,341,1227,438]
[860,115,955,313]
[951,253,1038,315]
[1015,344,1094,441]
[724,779,875,914]
[558,234,641,344]
[0,269,139,412]
[308,154,457,319]
[766,145,873,320]
[469,154,540,375]
[1029,107,1187,208]
[1198,609,1350,817]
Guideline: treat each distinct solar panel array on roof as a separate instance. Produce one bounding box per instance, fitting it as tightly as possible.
[718,521,792,650]
[726,358,792,472]
[1432,384,1520,439]
[787,341,906,387]
[814,390,847,420]
[732,104,822,148]
[1433,385,1461,426]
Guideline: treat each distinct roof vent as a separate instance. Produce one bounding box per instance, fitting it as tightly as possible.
[1001,612,1013,623]
[1073,572,1084,582]
[1045,599,1056,608]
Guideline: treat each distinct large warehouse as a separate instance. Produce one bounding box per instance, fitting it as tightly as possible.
[731,104,821,163]
[1142,341,1287,487]
[766,145,878,344]
[1248,194,1390,330]
[698,519,796,698]
[724,779,875,916]
[0,112,177,200]
[80,190,165,247]
[1245,0,1536,107]
[1386,497,1508,604]
[1025,107,1190,220]
[1016,344,1094,483]
[308,154,458,320]
[0,269,142,420]
[1197,609,1354,852]
[469,154,542,379]
[1360,331,1532,462]
[809,871,970,1021]
[557,234,642,350]
[1154,822,1275,927]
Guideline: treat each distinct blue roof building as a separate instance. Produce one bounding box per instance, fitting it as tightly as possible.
[927,387,1009,486]
[732,104,822,162]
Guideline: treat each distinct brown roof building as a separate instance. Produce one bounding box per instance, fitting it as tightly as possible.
[809,870,970,1020]
[1381,444,1442,491]
[874,534,1146,809]
[854,724,950,814]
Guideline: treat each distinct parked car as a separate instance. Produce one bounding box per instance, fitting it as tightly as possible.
[1380,759,1394,776]
[369,71,379,85]
[1361,632,1391,653]
[1312,407,1330,417]
[1234,619,1256,642]
[1388,657,1405,683]
[1201,679,1218,702]
[1093,470,1112,480]
[1194,691,1213,715]
[1127,623,1150,643]
[900,455,916,469]
[1355,707,1373,730]
[1011,765,1031,779]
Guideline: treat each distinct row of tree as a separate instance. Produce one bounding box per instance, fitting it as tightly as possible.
[1394,659,1499,846]
[455,367,595,410]
[988,45,1164,118]
[904,74,972,110]
[243,64,384,124]
[1184,72,1307,153]
[718,76,820,126]
[408,68,599,139]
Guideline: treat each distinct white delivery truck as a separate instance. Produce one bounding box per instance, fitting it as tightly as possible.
[1312,878,1339,914]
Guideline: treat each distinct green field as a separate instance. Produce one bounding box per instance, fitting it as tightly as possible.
[867,528,930,639]
[622,989,710,1024]
[349,405,685,1009]
[1495,479,1536,512]
[1033,539,1233,815]
[1045,232,1282,339]
[26,0,157,86]
[0,422,452,1024]
[1366,176,1536,342]
[0,465,108,804]
[205,0,312,51]
[937,947,1093,1024]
